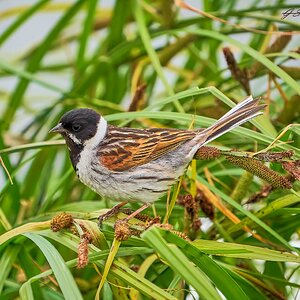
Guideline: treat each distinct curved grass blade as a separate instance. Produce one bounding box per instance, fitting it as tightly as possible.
[76,0,98,70]
[38,230,176,300]
[151,227,250,300]
[181,28,300,96]
[1,111,299,156]
[192,239,300,262]
[228,193,300,234]
[0,0,50,46]
[198,176,299,254]
[134,0,184,113]
[21,233,82,300]
[0,221,50,245]
[142,227,222,300]
[95,237,120,299]
[0,246,20,293]
[3,0,84,129]
[0,60,65,94]
[0,140,65,155]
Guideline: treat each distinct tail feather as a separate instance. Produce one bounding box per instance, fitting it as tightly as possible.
[198,96,266,146]
[217,95,258,122]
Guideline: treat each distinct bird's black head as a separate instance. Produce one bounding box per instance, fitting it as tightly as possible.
[49,108,107,166]
[50,108,101,144]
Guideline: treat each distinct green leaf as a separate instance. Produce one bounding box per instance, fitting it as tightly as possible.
[228,194,300,234]
[33,230,176,300]
[21,233,83,300]
[198,177,300,254]
[76,0,98,70]
[151,228,250,300]
[0,60,65,94]
[192,239,300,262]
[134,0,184,112]
[182,28,300,97]
[142,227,222,300]
[0,245,20,293]
[3,0,84,129]
[96,238,121,298]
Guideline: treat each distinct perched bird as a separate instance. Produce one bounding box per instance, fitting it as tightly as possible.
[49,96,265,223]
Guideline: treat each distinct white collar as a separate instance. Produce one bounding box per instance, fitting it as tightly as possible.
[84,116,107,149]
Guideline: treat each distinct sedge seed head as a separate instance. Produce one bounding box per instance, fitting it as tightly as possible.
[226,156,292,189]
[50,212,73,232]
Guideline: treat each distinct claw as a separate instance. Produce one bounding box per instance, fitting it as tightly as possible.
[98,201,128,227]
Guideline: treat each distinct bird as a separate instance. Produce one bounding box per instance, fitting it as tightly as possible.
[49,95,265,224]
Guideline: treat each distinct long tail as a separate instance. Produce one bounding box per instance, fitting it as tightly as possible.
[198,95,266,146]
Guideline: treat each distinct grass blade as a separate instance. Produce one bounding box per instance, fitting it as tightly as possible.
[134,0,184,112]
[0,0,50,46]
[76,0,98,70]
[153,228,250,300]
[3,0,84,129]
[21,233,83,300]
[142,227,222,300]
[0,246,20,293]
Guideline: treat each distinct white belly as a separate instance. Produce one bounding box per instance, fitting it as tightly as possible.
[75,143,194,203]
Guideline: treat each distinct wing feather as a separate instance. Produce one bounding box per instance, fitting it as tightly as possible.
[98,126,196,171]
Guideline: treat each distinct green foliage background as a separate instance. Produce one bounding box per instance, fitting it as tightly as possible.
[0,1,300,299]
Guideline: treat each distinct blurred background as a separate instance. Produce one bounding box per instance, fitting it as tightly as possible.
[0,1,300,299]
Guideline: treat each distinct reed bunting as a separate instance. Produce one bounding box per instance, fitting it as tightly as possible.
[49,96,265,222]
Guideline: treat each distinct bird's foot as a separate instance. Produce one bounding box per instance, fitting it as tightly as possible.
[98,201,128,227]
[114,219,141,241]
[112,203,152,240]
[143,216,161,229]
[120,208,157,223]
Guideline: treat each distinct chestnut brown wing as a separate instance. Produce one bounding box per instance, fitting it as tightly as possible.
[98,126,196,172]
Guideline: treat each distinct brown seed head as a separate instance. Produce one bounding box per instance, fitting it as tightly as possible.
[145,216,161,228]
[282,160,300,180]
[253,150,294,162]
[195,191,215,220]
[183,194,195,210]
[77,233,90,269]
[50,212,73,232]
[223,47,250,94]
[114,220,132,241]
[247,184,273,204]
[183,194,199,222]
[79,224,93,243]
[171,229,190,241]
[226,156,293,189]
[192,218,202,231]
[194,146,221,160]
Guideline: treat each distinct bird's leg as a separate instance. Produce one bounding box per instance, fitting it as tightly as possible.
[119,208,135,215]
[120,207,157,223]
[98,201,128,226]
[114,204,157,241]
[115,203,150,225]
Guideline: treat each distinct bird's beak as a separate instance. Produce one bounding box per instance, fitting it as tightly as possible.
[49,123,65,134]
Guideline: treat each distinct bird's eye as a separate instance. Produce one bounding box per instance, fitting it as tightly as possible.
[71,124,81,132]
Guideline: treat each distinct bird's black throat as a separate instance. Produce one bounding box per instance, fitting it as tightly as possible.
[64,135,83,170]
